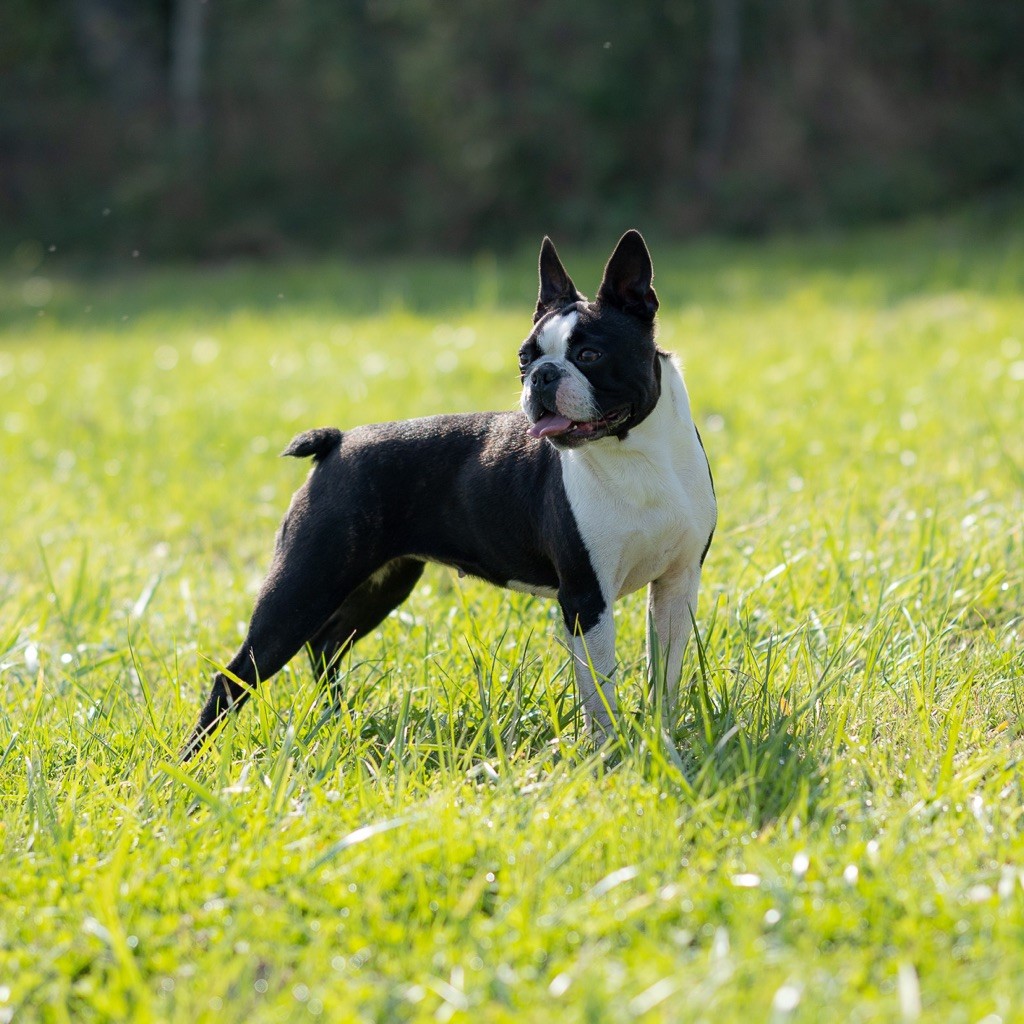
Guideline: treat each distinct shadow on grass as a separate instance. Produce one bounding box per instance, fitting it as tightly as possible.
[188,614,835,832]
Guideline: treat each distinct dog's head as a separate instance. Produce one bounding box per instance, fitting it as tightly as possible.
[519,230,661,448]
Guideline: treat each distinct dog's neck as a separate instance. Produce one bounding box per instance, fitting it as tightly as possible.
[558,354,696,488]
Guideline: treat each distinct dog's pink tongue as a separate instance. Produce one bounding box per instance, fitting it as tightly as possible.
[528,414,573,439]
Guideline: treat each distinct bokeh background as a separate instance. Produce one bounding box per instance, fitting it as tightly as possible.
[4,0,1024,260]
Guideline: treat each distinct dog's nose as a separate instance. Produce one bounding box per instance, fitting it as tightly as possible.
[531,363,560,388]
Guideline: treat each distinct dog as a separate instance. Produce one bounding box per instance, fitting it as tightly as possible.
[182,230,716,758]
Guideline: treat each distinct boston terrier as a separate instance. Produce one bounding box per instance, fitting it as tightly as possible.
[182,230,716,758]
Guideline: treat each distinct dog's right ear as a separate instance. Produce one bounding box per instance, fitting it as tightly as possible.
[535,237,585,323]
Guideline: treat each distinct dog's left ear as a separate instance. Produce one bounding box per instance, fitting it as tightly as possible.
[535,237,586,323]
[597,230,659,321]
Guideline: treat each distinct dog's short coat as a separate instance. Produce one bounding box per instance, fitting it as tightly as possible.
[183,231,716,757]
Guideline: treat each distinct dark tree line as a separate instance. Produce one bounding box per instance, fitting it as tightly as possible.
[4,0,1023,256]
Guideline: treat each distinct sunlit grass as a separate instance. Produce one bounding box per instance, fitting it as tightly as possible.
[1,210,1023,1021]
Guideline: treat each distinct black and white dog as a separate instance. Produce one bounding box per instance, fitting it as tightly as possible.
[183,231,716,757]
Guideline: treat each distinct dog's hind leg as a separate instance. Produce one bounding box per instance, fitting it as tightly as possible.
[181,573,365,759]
[181,495,384,759]
[308,557,425,700]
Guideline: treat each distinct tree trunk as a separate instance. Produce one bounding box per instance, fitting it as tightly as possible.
[170,0,208,160]
[695,0,742,193]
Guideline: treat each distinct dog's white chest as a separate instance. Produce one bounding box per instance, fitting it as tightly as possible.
[560,361,715,599]
[611,486,695,597]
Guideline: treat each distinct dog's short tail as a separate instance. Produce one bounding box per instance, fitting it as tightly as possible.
[281,427,343,462]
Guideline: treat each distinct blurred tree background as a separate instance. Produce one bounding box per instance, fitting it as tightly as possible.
[3,0,1023,258]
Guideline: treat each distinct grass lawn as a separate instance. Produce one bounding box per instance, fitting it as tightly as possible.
[1,210,1023,1022]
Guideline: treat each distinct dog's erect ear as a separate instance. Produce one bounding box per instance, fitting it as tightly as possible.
[535,237,585,323]
[597,230,659,321]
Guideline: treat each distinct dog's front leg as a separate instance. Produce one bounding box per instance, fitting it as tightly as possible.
[560,594,617,739]
[647,563,702,716]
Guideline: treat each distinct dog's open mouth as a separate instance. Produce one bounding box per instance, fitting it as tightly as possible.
[527,406,631,442]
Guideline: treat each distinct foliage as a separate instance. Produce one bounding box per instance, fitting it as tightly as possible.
[2,1,1024,254]
[1,210,1024,1020]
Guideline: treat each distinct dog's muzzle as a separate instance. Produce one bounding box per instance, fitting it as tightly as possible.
[529,362,563,402]
[521,362,563,424]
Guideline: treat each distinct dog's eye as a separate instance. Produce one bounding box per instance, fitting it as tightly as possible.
[518,351,532,367]
[576,348,602,364]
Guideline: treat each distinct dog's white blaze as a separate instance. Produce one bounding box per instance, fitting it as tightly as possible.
[561,355,717,601]
[524,312,599,422]
[536,310,578,358]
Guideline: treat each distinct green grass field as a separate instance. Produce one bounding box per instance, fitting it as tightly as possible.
[2,211,1023,1022]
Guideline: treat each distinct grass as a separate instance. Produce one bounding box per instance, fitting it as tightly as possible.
[1,208,1023,1022]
